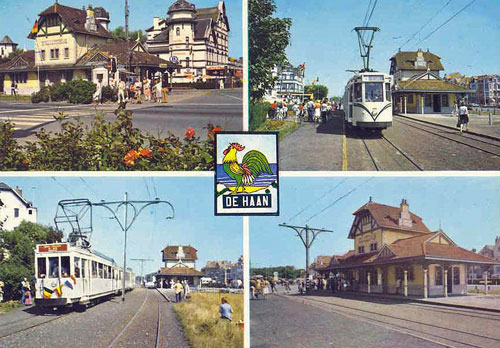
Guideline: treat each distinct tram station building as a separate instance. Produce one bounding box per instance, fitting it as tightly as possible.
[314,198,498,298]
[155,245,203,287]
[390,49,473,114]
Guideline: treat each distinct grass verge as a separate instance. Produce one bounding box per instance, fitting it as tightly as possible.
[0,95,31,102]
[173,292,243,348]
[255,119,302,140]
[0,301,22,314]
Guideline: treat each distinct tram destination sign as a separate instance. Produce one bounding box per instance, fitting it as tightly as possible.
[38,244,68,252]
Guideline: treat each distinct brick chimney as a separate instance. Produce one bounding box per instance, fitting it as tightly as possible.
[15,186,22,197]
[398,199,412,228]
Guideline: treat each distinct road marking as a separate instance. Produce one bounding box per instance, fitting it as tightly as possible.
[0,105,82,114]
[169,103,241,106]
[342,135,348,171]
[106,290,150,348]
[218,92,243,101]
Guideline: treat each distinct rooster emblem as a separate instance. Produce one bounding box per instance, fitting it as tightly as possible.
[222,143,273,194]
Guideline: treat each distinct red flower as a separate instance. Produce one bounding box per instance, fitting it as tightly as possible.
[212,126,222,133]
[124,149,140,166]
[185,128,195,140]
[139,148,152,158]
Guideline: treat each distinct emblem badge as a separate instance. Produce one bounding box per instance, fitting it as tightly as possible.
[215,132,279,215]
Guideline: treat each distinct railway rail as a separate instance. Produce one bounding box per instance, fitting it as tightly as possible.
[394,115,500,158]
[281,294,500,348]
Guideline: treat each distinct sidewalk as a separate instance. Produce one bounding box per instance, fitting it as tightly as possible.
[306,289,500,313]
[395,112,500,140]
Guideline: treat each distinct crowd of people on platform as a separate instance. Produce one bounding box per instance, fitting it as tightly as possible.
[268,98,342,124]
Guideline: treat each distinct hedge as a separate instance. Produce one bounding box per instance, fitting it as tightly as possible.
[249,100,270,130]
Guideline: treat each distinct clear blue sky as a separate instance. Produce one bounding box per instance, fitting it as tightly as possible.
[275,0,500,97]
[0,176,242,275]
[0,0,242,58]
[250,176,500,270]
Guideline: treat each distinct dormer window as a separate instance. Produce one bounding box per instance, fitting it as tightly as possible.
[358,246,365,254]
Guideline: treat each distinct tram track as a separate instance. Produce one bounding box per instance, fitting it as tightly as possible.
[0,311,67,340]
[360,134,424,171]
[280,294,500,348]
[106,289,167,348]
[394,115,500,158]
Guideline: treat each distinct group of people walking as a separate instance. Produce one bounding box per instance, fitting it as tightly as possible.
[454,100,470,134]
[269,98,341,123]
[94,76,170,105]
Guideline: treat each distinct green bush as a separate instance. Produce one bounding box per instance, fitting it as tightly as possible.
[31,87,50,103]
[249,100,271,130]
[66,80,96,104]
[49,82,68,102]
[101,85,117,102]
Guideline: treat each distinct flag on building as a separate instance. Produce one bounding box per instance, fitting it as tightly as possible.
[31,20,38,35]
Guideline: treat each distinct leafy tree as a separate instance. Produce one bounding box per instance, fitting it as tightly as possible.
[305,84,329,101]
[0,222,63,301]
[0,49,24,64]
[250,265,304,279]
[249,0,292,101]
[109,26,146,44]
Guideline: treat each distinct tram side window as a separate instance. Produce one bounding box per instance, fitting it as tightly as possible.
[61,256,70,278]
[98,263,104,278]
[108,266,112,279]
[37,257,47,278]
[81,259,86,278]
[385,83,392,102]
[365,83,383,102]
[49,257,59,278]
[354,83,362,102]
[92,261,98,278]
[74,257,81,278]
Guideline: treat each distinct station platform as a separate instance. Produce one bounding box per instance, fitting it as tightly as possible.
[304,289,500,313]
[395,112,500,139]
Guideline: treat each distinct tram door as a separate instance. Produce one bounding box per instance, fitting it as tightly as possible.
[82,259,90,296]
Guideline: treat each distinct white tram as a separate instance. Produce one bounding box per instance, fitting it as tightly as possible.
[343,71,393,130]
[34,243,134,308]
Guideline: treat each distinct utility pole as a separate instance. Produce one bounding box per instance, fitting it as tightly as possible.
[125,0,130,73]
[93,195,175,301]
[279,223,333,279]
[131,258,154,286]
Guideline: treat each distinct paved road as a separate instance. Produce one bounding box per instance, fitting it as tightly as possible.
[278,113,500,170]
[0,288,189,348]
[251,291,500,348]
[0,88,242,142]
[279,117,344,171]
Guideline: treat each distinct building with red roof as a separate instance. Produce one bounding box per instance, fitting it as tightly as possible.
[314,198,498,298]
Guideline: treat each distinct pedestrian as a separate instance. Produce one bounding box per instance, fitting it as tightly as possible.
[161,76,169,103]
[314,100,321,123]
[118,79,126,104]
[285,279,291,293]
[134,77,142,104]
[269,101,277,119]
[321,99,328,123]
[128,81,135,103]
[458,100,469,134]
[174,280,183,302]
[282,102,288,119]
[10,81,17,98]
[219,297,232,321]
[20,278,29,305]
[143,77,151,102]
[270,279,276,293]
[0,280,4,303]
[155,79,162,104]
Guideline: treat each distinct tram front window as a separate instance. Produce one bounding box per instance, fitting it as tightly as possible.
[354,83,362,102]
[37,257,46,278]
[385,83,392,102]
[61,256,70,277]
[365,82,383,102]
[49,257,59,278]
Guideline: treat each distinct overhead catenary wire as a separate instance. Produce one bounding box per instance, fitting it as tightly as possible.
[51,177,76,198]
[305,177,374,223]
[398,0,451,51]
[287,178,349,223]
[414,0,477,47]
[79,177,99,197]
